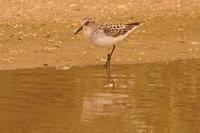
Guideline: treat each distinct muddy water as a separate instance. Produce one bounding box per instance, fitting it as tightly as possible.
[0,59,200,133]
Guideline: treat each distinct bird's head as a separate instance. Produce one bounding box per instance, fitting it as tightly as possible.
[74,17,96,35]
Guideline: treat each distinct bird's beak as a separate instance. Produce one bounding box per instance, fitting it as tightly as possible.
[74,26,83,35]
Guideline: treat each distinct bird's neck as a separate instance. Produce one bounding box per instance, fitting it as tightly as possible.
[83,25,96,39]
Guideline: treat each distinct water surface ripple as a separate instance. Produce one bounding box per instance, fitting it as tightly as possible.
[0,59,200,133]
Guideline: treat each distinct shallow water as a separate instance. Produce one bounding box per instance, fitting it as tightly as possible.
[0,59,200,133]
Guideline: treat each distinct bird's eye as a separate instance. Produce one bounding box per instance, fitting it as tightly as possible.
[85,21,89,25]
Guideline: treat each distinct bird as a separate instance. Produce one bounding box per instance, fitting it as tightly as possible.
[74,17,142,69]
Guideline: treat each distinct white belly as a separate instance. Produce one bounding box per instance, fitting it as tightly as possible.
[92,34,128,47]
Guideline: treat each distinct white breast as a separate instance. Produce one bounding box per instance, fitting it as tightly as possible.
[93,34,128,47]
[83,28,93,40]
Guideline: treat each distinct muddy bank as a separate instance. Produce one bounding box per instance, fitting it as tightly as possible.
[0,0,200,70]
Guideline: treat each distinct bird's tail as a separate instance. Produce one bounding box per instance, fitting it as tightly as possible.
[126,21,143,30]
[127,21,142,26]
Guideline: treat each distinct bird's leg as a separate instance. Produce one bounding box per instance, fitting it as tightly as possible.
[105,54,111,69]
[105,45,115,69]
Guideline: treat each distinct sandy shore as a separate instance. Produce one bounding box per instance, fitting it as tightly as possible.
[0,0,200,70]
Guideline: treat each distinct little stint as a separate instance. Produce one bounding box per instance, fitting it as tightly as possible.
[74,17,142,69]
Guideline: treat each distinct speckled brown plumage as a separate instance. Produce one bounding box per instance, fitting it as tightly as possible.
[98,22,141,37]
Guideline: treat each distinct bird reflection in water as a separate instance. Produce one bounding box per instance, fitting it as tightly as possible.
[80,66,130,124]
[105,67,115,89]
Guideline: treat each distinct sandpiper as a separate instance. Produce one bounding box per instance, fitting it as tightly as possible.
[74,17,142,69]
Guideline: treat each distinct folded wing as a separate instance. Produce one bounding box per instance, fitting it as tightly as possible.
[100,22,141,37]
